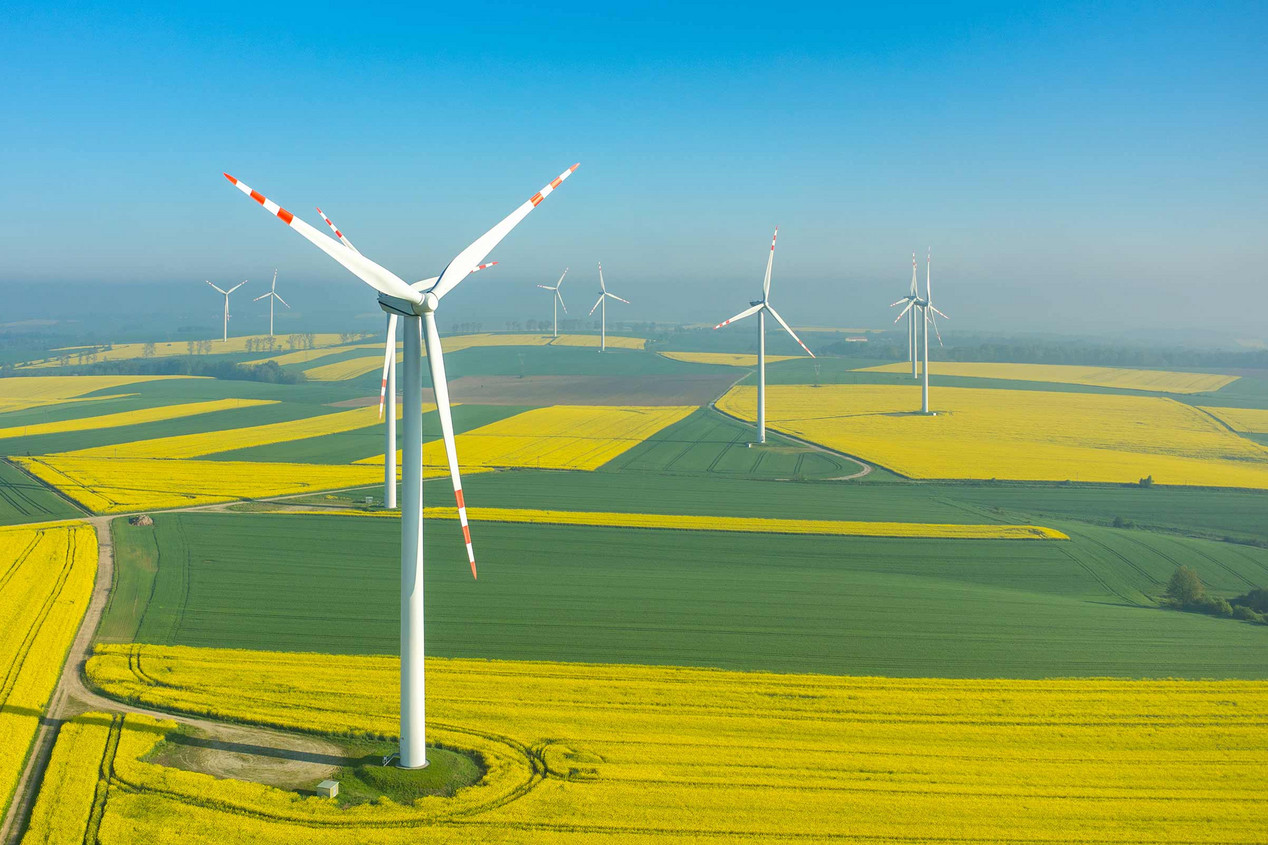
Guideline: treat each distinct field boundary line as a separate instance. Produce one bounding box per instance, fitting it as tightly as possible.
[0,458,91,519]
[707,401,880,480]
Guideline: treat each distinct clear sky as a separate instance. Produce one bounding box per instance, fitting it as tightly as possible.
[1,1,1265,339]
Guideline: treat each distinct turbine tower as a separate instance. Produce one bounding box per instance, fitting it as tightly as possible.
[712,227,815,444]
[253,269,289,337]
[225,163,578,769]
[536,268,568,338]
[889,254,919,378]
[206,280,246,342]
[588,263,629,352]
[316,207,496,511]
[894,249,948,414]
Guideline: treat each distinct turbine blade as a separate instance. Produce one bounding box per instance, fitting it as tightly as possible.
[930,305,949,320]
[423,313,477,578]
[713,303,762,330]
[227,281,247,294]
[428,163,579,302]
[910,252,918,296]
[252,292,270,301]
[892,301,915,323]
[927,307,944,347]
[557,290,568,314]
[274,294,290,308]
[557,267,569,288]
[890,296,911,307]
[588,294,604,317]
[378,313,398,419]
[599,262,606,293]
[315,207,359,253]
[411,261,497,292]
[606,292,630,305]
[271,268,278,291]
[224,173,420,304]
[536,285,555,291]
[206,281,227,294]
[762,227,778,299]
[765,305,815,357]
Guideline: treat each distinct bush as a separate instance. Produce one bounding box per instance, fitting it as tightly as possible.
[1232,605,1263,623]
[1138,475,1154,488]
[1231,587,1268,614]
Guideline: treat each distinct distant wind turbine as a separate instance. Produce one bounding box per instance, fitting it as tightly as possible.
[224,162,578,770]
[536,268,568,338]
[712,227,814,444]
[206,279,247,342]
[889,254,919,379]
[588,263,628,352]
[253,269,289,337]
[893,249,948,414]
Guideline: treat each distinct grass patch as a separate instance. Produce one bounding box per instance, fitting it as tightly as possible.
[332,741,484,805]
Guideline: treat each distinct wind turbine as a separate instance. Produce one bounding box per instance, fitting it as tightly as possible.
[225,163,578,770]
[315,207,497,511]
[889,254,919,378]
[536,268,568,338]
[587,263,629,352]
[205,279,246,341]
[712,227,815,444]
[253,269,289,337]
[893,249,948,414]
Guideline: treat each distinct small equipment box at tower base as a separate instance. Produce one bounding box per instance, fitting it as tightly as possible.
[316,779,339,798]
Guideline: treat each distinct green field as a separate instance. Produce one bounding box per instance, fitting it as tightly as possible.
[600,408,866,479]
[0,459,85,524]
[100,510,1268,678]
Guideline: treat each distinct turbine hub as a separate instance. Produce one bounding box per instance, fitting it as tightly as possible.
[421,292,440,313]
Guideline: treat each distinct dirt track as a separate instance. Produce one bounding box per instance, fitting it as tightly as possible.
[0,515,349,845]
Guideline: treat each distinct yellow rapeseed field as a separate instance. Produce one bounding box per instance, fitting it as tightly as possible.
[20,713,114,845]
[0,375,188,415]
[65,405,402,460]
[74,644,1268,843]
[1200,405,1268,434]
[0,399,275,441]
[357,405,693,471]
[20,334,351,369]
[659,351,799,367]
[550,334,647,349]
[14,456,387,513]
[857,361,1238,393]
[303,354,399,381]
[290,505,1066,539]
[0,523,95,821]
[718,384,1268,488]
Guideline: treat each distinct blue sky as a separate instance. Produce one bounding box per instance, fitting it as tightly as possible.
[1,1,1265,337]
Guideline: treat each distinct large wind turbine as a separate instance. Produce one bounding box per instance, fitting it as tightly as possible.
[205,280,246,341]
[316,206,497,511]
[588,263,629,352]
[889,254,919,378]
[712,227,815,444]
[893,249,948,414]
[536,268,568,337]
[253,269,289,337]
[225,163,579,769]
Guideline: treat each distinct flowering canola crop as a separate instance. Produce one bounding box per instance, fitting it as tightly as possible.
[0,375,187,415]
[1200,405,1268,435]
[857,361,1238,393]
[65,405,400,460]
[717,384,1268,488]
[354,405,695,471]
[14,456,387,513]
[70,644,1268,843]
[19,334,351,369]
[288,505,1066,539]
[0,399,275,441]
[0,523,95,821]
[659,351,799,367]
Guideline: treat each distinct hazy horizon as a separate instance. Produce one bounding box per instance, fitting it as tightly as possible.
[2,2,1265,341]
